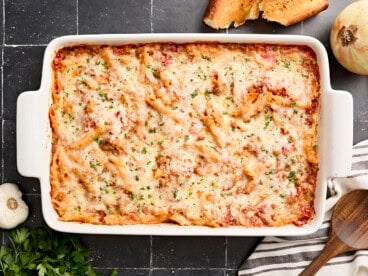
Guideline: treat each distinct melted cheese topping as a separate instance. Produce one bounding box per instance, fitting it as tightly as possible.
[50,43,320,227]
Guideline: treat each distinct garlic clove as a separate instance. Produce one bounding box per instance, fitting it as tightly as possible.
[0,183,29,229]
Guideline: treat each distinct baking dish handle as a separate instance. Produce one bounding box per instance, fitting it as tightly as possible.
[17,90,43,178]
[324,89,353,177]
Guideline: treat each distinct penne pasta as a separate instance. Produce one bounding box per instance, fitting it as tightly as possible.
[50,43,320,227]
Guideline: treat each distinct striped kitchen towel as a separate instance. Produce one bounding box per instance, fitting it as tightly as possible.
[239,140,368,276]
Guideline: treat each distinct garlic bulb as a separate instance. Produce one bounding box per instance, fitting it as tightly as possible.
[0,183,29,229]
[330,0,368,75]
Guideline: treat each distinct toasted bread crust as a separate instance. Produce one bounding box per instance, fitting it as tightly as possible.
[260,0,329,26]
[203,0,329,29]
[203,0,260,29]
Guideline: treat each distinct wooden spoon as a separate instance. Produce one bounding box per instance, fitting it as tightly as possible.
[300,189,368,276]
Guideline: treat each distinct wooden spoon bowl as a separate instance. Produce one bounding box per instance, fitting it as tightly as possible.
[300,189,368,275]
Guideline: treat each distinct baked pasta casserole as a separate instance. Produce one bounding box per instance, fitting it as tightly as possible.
[50,43,320,227]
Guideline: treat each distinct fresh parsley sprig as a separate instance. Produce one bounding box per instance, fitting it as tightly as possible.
[0,227,117,276]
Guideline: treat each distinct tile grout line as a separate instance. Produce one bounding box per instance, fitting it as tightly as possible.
[1,0,4,211]
[225,237,228,271]
[150,0,153,33]
[3,44,47,47]
[2,0,5,45]
[76,0,79,34]
[1,119,4,184]
[2,0,4,126]
[1,50,4,184]
[95,267,230,270]
[149,235,153,270]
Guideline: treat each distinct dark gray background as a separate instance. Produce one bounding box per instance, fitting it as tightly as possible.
[1,1,367,275]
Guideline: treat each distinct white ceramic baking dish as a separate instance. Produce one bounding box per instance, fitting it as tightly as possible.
[16,34,353,236]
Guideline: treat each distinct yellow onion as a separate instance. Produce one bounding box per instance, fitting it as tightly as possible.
[330,0,368,75]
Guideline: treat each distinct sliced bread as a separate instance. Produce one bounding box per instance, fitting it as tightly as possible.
[260,0,329,26]
[203,0,329,29]
[203,0,261,29]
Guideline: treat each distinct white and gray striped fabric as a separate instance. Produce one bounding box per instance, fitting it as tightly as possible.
[239,140,368,276]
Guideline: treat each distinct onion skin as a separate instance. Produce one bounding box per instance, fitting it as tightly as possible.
[330,0,368,75]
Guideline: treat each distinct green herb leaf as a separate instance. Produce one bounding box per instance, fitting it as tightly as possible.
[288,171,296,183]
[0,227,105,276]
[201,54,212,61]
[283,59,291,69]
[191,90,199,98]
[150,67,160,79]
[263,109,273,130]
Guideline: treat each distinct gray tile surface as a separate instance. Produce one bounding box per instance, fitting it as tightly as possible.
[152,237,226,268]
[152,0,219,33]
[3,46,44,120]
[1,1,367,276]
[78,0,151,34]
[5,0,76,44]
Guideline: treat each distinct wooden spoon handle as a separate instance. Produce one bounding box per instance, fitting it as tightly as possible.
[300,234,350,276]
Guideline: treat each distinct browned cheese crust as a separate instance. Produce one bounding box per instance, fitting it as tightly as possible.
[50,43,320,227]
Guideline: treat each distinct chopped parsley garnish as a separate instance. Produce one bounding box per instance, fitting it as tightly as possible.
[201,54,212,61]
[264,109,273,129]
[79,79,87,86]
[191,90,199,98]
[92,136,100,144]
[89,160,101,169]
[102,62,109,70]
[184,135,189,142]
[204,90,214,98]
[171,105,178,110]
[151,67,160,79]
[265,169,276,175]
[99,92,108,101]
[141,147,147,154]
[283,59,291,69]
[288,171,296,183]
